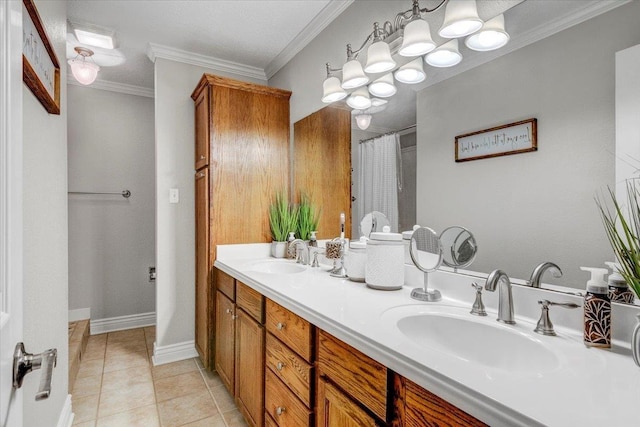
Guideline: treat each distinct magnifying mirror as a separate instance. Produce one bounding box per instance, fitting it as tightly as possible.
[360,211,390,237]
[439,226,477,270]
[409,227,443,302]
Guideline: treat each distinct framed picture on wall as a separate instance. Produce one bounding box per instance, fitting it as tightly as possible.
[22,0,61,115]
[455,118,537,162]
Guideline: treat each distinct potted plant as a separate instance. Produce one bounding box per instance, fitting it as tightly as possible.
[296,192,320,241]
[597,179,640,299]
[269,191,298,258]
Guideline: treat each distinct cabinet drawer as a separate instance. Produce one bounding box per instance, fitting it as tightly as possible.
[317,330,387,421]
[236,281,264,322]
[266,333,313,407]
[265,369,312,427]
[215,268,235,300]
[266,299,313,362]
[265,413,278,427]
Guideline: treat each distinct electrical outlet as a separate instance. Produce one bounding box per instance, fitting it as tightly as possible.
[169,188,179,203]
[149,267,156,282]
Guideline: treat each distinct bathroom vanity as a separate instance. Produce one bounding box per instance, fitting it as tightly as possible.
[214,243,640,427]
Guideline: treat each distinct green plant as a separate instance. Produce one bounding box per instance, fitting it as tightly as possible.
[269,191,299,242]
[296,193,320,241]
[597,179,640,299]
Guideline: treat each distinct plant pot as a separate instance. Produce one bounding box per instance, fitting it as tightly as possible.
[271,241,287,258]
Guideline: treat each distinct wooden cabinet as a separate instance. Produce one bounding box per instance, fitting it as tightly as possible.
[293,106,352,239]
[317,376,378,427]
[193,74,291,368]
[393,374,487,427]
[215,290,235,394]
[236,308,265,427]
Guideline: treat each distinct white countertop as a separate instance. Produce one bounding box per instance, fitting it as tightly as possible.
[214,243,640,427]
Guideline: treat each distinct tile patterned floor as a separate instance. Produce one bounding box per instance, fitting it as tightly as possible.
[72,327,248,427]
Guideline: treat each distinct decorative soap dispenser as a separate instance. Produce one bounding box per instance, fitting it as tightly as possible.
[605,261,635,304]
[309,231,318,247]
[286,231,296,259]
[581,267,611,349]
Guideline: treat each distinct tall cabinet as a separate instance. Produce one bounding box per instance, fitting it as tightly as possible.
[192,74,291,369]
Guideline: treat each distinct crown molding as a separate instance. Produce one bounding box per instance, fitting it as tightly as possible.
[146,42,267,81]
[418,0,632,90]
[67,75,154,98]
[265,0,355,79]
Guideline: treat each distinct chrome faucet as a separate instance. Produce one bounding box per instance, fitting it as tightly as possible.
[528,262,563,288]
[289,239,310,265]
[484,270,516,324]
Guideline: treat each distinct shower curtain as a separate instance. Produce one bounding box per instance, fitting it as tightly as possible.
[358,133,400,232]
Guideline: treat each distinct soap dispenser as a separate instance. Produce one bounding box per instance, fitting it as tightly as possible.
[309,231,318,247]
[605,261,635,304]
[581,267,611,349]
[286,231,296,259]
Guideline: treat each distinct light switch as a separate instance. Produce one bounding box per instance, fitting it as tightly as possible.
[169,188,179,203]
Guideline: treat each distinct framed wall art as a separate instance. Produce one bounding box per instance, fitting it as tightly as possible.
[22,0,61,115]
[455,118,537,162]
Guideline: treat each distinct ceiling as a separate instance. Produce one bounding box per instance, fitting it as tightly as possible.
[66,0,630,130]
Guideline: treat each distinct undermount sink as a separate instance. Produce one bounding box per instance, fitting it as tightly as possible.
[248,260,306,275]
[383,305,561,374]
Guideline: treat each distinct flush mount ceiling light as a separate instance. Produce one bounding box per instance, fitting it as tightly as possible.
[347,87,372,110]
[355,114,372,130]
[68,47,100,85]
[465,14,510,51]
[425,39,462,67]
[69,21,116,50]
[368,73,397,98]
[321,0,509,129]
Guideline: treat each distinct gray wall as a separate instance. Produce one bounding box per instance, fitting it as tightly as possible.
[67,86,156,320]
[417,1,640,288]
[22,0,69,424]
[399,132,417,232]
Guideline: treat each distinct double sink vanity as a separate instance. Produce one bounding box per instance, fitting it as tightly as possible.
[214,243,640,427]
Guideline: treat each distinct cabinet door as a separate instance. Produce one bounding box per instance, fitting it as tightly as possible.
[235,309,265,427]
[215,291,235,394]
[317,376,377,427]
[194,85,209,170]
[195,168,210,368]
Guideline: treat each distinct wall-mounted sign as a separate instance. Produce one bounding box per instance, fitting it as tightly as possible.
[22,0,60,115]
[455,118,537,162]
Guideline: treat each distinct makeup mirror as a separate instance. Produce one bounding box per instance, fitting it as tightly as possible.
[409,227,443,302]
[440,226,478,270]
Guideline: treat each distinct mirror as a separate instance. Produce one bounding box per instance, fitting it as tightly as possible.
[360,211,390,238]
[409,227,443,302]
[440,226,477,270]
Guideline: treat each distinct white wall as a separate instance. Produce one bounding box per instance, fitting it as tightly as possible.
[616,43,640,199]
[153,58,266,352]
[417,1,640,288]
[67,86,156,320]
[22,0,69,424]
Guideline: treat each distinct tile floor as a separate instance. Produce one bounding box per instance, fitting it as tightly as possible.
[71,326,248,427]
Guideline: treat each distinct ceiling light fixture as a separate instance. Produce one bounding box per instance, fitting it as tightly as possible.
[70,21,116,50]
[321,0,509,128]
[68,47,100,85]
[355,114,372,130]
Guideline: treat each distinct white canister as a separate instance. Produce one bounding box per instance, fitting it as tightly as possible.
[344,237,367,282]
[366,226,404,290]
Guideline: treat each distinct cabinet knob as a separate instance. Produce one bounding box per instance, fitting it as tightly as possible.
[276,322,285,331]
[199,155,206,160]
[276,362,285,371]
[276,406,286,416]
[196,172,205,178]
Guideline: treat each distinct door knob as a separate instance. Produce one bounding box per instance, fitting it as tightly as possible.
[13,342,57,401]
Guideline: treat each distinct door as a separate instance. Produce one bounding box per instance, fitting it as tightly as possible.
[235,309,264,427]
[194,168,210,367]
[215,291,235,395]
[1,1,24,425]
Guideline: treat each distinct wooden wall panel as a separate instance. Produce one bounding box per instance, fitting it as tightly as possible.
[294,106,352,239]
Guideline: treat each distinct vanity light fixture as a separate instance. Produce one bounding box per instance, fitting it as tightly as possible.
[321,63,348,103]
[465,14,510,51]
[355,114,372,130]
[370,98,388,107]
[347,87,372,110]
[438,0,484,38]
[394,58,426,84]
[368,73,397,98]
[68,47,100,85]
[321,0,509,127]
[425,39,462,67]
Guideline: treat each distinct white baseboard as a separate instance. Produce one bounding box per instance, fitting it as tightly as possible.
[152,340,198,366]
[90,312,156,335]
[68,308,91,322]
[56,394,74,427]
